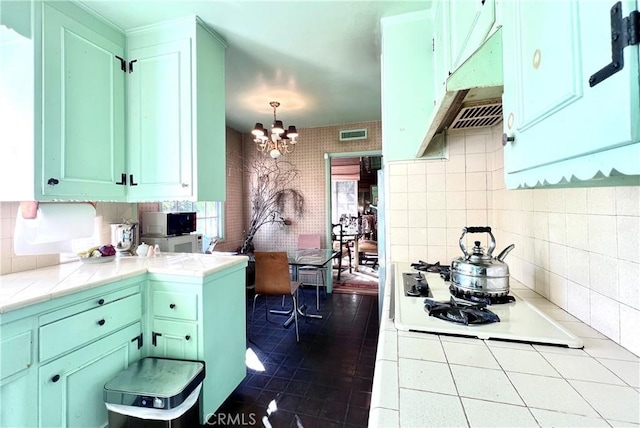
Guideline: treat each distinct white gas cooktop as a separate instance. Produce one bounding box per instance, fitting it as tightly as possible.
[393,263,583,349]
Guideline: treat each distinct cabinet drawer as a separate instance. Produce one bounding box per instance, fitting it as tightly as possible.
[39,294,141,362]
[0,331,32,380]
[152,290,197,321]
[39,284,141,326]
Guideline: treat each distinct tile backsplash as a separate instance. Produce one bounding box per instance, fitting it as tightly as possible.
[387,124,640,356]
[0,202,135,274]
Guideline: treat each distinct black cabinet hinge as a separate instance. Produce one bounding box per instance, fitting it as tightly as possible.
[115,173,127,186]
[131,333,143,349]
[152,332,162,346]
[589,2,639,87]
[115,55,127,73]
[129,59,138,73]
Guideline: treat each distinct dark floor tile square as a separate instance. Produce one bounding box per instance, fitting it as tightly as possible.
[320,399,349,422]
[349,391,371,409]
[276,393,302,412]
[293,368,317,382]
[346,405,370,426]
[246,374,270,389]
[296,396,324,417]
[355,365,374,379]
[286,380,310,396]
[265,376,289,392]
[274,364,297,379]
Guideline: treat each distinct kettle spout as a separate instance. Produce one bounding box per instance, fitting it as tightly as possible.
[496,244,515,262]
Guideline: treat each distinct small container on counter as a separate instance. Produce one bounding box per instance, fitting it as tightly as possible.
[154,244,161,256]
[147,245,155,257]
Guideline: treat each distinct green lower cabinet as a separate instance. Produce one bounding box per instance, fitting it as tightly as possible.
[150,319,198,360]
[147,265,247,421]
[38,323,142,428]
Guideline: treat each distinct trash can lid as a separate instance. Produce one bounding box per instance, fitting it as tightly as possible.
[104,358,205,410]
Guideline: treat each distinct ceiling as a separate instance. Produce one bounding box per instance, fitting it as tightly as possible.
[79,1,431,134]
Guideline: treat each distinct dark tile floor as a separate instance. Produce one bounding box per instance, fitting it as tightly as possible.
[210,287,379,428]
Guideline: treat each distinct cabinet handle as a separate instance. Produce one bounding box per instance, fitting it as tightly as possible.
[169,303,176,309]
[115,173,127,185]
[98,298,105,305]
[502,133,515,147]
[129,174,138,186]
[181,183,189,188]
[97,319,106,326]
[152,332,162,346]
[52,374,60,383]
[47,178,59,186]
[185,335,191,341]
[115,55,126,72]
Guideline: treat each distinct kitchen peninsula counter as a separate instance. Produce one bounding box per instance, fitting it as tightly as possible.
[0,252,248,314]
[368,263,640,427]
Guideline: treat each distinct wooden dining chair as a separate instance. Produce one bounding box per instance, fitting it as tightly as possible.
[331,223,352,281]
[297,234,326,310]
[251,252,301,342]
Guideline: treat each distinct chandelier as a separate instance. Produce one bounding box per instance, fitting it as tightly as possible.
[252,101,298,159]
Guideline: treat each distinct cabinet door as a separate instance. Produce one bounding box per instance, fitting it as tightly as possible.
[448,0,496,71]
[150,319,198,360]
[1,326,37,428]
[42,4,126,200]
[381,11,438,161]
[38,323,142,428]
[503,0,640,188]
[127,39,193,201]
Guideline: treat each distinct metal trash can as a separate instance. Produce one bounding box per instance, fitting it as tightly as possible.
[104,357,205,428]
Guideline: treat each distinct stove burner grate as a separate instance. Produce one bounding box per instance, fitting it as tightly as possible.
[449,285,516,305]
[411,260,451,281]
[424,297,500,325]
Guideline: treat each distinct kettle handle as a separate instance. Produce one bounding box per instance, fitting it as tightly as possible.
[459,226,496,257]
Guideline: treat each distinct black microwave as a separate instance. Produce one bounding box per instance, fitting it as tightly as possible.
[142,212,197,236]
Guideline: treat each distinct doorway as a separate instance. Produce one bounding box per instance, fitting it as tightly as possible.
[325,152,382,288]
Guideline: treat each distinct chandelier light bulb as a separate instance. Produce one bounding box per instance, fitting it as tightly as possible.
[272,120,284,134]
[252,122,265,137]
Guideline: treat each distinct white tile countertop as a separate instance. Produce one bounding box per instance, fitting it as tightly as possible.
[0,253,248,314]
[368,263,640,428]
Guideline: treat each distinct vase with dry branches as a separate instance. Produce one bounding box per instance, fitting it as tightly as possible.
[239,157,305,254]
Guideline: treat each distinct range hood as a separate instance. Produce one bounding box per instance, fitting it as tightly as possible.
[416,27,504,157]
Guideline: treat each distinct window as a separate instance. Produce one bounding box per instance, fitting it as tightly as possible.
[161,201,224,241]
[331,180,358,223]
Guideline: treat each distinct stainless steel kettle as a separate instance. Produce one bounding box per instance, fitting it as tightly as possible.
[450,226,515,297]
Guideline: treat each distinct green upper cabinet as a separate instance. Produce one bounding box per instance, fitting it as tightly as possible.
[126,18,227,202]
[0,0,126,201]
[381,11,439,162]
[41,2,126,200]
[0,2,227,203]
[502,0,640,188]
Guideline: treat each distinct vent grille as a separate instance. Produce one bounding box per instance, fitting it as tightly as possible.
[339,128,367,141]
[450,102,503,130]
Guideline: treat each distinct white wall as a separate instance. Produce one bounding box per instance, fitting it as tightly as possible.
[386,124,640,356]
